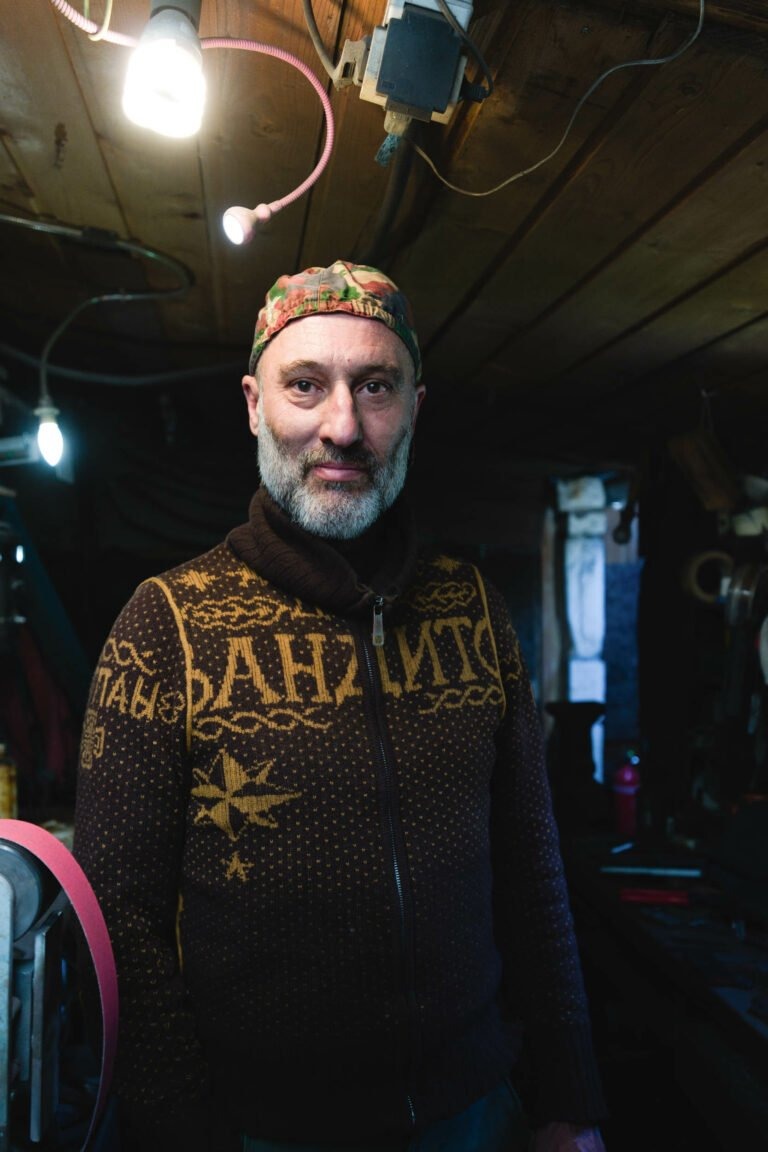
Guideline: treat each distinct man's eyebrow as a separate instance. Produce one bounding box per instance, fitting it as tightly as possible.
[277,358,406,380]
[276,359,324,376]
[354,360,405,380]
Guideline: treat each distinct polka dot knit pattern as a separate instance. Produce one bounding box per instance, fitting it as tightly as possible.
[73,489,606,1144]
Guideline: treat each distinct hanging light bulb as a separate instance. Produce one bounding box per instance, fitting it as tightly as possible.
[35,401,64,468]
[122,1,206,139]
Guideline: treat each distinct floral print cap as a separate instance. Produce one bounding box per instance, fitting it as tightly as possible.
[249,260,421,379]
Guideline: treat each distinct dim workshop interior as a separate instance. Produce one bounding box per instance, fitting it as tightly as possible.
[1,0,767,1147]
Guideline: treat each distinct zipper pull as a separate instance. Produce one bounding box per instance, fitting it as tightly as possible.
[372,596,385,647]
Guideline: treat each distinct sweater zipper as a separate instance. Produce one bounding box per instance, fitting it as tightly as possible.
[359,631,417,1130]
[372,595,385,647]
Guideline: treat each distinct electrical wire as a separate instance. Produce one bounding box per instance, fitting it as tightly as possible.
[412,0,705,196]
[87,0,113,42]
[48,0,134,47]
[0,342,243,387]
[435,0,493,99]
[301,0,336,82]
[0,212,194,398]
[37,290,182,404]
[0,213,194,290]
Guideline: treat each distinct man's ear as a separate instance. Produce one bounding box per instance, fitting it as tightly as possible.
[412,384,426,429]
[241,374,260,436]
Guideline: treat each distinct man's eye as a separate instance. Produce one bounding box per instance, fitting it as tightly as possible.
[360,380,391,395]
[292,379,315,393]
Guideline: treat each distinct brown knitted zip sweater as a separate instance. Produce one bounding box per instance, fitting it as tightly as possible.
[73,488,606,1145]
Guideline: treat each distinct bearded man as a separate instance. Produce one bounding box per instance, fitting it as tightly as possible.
[73,261,608,1152]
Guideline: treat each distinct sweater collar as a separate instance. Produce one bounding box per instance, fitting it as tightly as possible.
[226,486,421,615]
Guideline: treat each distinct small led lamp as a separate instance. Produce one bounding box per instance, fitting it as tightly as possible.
[207,40,336,246]
[222,204,274,246]
[122,1,206,139]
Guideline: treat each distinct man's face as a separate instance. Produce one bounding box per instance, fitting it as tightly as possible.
[241,313,425,540]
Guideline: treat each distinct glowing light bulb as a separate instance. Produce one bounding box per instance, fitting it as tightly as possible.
[36,405,64,467]
[122,8,206,139]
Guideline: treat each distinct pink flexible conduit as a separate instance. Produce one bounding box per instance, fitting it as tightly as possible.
[202,39,335,220]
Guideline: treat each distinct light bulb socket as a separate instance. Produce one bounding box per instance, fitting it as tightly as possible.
[34,401,59,423]
[138,5,203,56]
[149,0,202,30]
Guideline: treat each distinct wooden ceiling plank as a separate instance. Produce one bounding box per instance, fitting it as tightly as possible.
[491,255,768,464]
[585,0,768,37]
[425,3,699,243]
[547,242,768,402]
[598,311,768,432]
[438,0,543,165]
[0,143,73,317]
[577,332,768,470]
[394,3,689,349]
[462,34,768,320]
[419,25,768,387]
[0,0,128,233]
[0,139,42,216]
[0,3,156,350]
[471,307,766,454]
[500,122,768,392]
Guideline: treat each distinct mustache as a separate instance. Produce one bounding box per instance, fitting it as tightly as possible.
[301,446,376,472]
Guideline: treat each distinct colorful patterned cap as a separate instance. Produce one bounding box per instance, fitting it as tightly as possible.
[249,260,421,379]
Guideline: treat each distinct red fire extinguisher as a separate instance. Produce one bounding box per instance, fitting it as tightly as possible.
[612,752,641,839]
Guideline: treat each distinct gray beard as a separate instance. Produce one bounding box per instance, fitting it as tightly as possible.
[256,399,413,540]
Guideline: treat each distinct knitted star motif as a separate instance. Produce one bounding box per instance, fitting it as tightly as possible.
[224,851,255,882]
[191,751,302,840]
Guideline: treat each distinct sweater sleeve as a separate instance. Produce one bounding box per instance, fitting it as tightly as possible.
[72,578,211,1118]
[483,579,608,1127]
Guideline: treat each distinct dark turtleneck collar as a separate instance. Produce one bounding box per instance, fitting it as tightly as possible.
[226,486,421,616]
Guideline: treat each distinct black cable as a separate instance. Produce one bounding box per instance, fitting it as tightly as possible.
[435,0,493,100]
[301,0,336,81]
[0,213,193,294]
[356,132,415,266]
[0,211,195,404]
[0,342,242,388]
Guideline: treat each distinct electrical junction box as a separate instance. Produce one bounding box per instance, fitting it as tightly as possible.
[360,0,473,124]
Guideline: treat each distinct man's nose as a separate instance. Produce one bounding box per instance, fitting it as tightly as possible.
[319,388,362,446]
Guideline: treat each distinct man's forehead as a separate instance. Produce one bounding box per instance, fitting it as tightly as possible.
[258,313,414,377]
